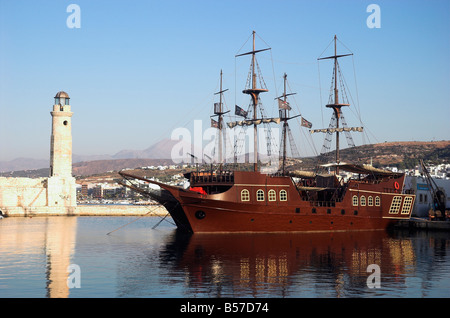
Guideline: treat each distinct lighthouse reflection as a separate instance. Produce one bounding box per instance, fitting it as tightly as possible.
[160,230,416,297]
[0,217,77,298]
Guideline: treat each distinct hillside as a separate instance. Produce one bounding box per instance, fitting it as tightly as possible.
[338,140,450,168]
[72,158,175,176]
[1,141,448,178]
[0,138,184,172]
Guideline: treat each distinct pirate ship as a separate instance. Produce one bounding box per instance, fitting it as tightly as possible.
[120,32,415,233]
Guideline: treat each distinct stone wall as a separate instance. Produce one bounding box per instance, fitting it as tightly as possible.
[0,177,167,217]
[0,177,48,208]
[47,176,77,207]
[1,203,167,217]
[1,206,77,217]
[76,204,167,216]
[0,176,76,216]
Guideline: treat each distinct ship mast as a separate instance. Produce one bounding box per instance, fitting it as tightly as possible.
[317,35,353,174]
[282,74,288,174]
[276,73,299,175]
[213,70,229,166]
[235,31,270,172]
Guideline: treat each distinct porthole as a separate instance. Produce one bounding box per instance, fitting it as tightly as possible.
[352,195,358,206]
[268,189,276,201]
[195,210,206,220]
[280,189,287,201]
[241,189,250,201]
[63,120,68,126]
[256,189,265,201]
[375,196,381,206]
[360,195,366,206]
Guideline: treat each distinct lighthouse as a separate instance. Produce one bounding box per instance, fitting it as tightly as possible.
[47,91,77,208]
[50,91,73,177]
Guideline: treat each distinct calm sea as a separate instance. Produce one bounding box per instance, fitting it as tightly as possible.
[0,216,449,300]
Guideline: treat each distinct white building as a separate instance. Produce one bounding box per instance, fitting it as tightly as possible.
[405,175,450,217]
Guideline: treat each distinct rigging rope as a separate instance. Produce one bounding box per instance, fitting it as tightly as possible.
[287,125,300,158]
[317,37,335,59]
[105,202,174,235]
[351,55,367,146]
[270,50,278,113]
[317,61,324,128]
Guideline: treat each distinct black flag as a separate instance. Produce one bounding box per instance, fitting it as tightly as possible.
[235,105,248,118]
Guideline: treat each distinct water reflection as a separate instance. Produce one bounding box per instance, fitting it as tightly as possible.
[44,217,77,297]
[159,230,419,297]
[1,217,449,298]
[406,231,450,297]
[0,217,77,298]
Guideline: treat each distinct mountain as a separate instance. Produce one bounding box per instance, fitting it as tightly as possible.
[72,153,114,162]
[1,140,449,176]
[72,138,182,161]
[0,138,180,172]
[112,138,182,159]
[0,157,49,173]
[72,158,175,176]
[320,141,450,168]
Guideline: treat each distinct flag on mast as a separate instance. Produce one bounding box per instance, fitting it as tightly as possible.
[301,117,312,128]
[211,118,220,128]
[278,99,291,110]
[235,105,248,118]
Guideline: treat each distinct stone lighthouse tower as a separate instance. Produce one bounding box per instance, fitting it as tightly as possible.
[47,91,77,208]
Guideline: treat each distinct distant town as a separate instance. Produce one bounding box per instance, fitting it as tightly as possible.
[76,161,450,205]
[77,163,190,205]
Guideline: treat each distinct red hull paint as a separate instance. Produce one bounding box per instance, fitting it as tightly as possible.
[183,205,397,233]
[146,170,414,233]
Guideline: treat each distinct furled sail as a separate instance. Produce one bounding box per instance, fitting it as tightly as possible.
[310,127,363,133]
[227,117,280,128]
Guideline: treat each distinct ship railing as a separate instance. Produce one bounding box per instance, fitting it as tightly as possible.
[383,187,402,194]
[348,179,382,188]
[190,171,234,184]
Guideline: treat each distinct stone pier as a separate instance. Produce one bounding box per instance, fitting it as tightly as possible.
[1,204,168,217]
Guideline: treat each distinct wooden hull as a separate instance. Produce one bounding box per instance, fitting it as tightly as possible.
[136,170,415,234]
[182,204,398,233]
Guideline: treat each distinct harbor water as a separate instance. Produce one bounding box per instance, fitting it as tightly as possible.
[0,216,449,298]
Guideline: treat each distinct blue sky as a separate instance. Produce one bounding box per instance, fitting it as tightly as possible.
[0,0,449,161]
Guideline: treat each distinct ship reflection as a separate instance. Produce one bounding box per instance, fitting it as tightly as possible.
[160,230,416,297]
